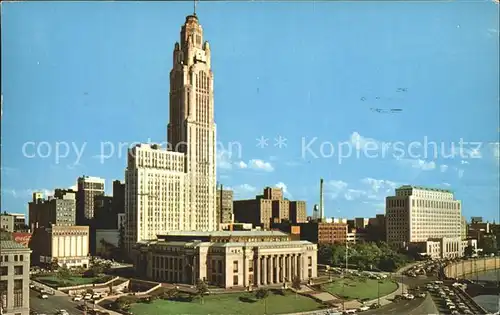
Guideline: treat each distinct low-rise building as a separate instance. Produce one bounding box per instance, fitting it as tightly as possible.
[0,240,31,315]
[272,221,348,244]
[0,214,14,233]
[29,225,90,268]
[134,231,317,288]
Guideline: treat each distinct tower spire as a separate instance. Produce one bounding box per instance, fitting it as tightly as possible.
[194,0,198,15]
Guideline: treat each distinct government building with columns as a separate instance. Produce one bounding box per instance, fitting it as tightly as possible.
[134,231,317,288]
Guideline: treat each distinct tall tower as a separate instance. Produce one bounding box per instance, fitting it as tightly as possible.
[167,14,217,231]
[319,178,324,220]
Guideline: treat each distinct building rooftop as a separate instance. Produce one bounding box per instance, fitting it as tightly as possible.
[0,240,30,251]
[158,230,288,237]
[138,240,314,248]
[397,185,453,193]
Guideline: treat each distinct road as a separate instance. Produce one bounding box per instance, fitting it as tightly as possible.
[30,289,87,315]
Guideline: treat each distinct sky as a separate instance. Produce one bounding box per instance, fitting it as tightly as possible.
[1,1,499,222]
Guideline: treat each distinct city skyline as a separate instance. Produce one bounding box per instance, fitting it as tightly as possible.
[1,2,499,221]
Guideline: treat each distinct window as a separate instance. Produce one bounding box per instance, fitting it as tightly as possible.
[14,266,23,275]
[0,280,7,309]
[14,255,18,262]
[308,269,312,278]
[3,256,8,262]
[233,275,238,286]
[308,257,312,267]
[233,261,238,273]
[19,255,23,262]
[14,279,23,307]
[0,267,7,276]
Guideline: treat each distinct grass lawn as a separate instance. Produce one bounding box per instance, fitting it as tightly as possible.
[34,274,111,288]
[323,278,397,301]
[130,290,325,315]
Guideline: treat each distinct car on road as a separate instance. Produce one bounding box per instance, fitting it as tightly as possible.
[56,310,69,315]
[357,306,370,312]
[402,293,414,300]
[39,294,48,299]
[73,295,83,301]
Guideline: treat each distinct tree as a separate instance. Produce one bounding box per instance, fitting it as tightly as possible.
[57,265,72,286]
[291,276,301,299]
[255,288,269,314]
[481,235,498,255]
[50,258,60,272]
[195,279,208,304]
[464,245,474,257]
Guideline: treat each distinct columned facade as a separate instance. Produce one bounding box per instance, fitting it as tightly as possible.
[134,231,317,289]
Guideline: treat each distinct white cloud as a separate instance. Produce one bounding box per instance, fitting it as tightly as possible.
[442,182,451,187]
[236,161,248,169]
[398,158,436,171]
[440,164,449,172]
[323,180,348,199]
[217,148,273,172]
[275,182,292,199]
[248,159,274,172]
[217,148,233,170]
[460,160,469,165]
[344,189,367,201]
[2,188,52,199]
[227,184,257,199]
[69,185,77,191]
[361,177,398,193]
[350,132,379,150]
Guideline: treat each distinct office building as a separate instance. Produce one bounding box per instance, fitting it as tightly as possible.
[386,185,463,258]
[29,225,90,268]
[112,180,125,214]
[233,187,307,230]
[354,218,369,229]
[76,176,105,224]
[0,240,31,315]
[272,221,348,245]
[365,214,386,242]
[125,13,218,253]
[125,144,186,253]
[216,188,234,226]
[0,214,14,233]
[134,231,317,288]
[28,190,76,229]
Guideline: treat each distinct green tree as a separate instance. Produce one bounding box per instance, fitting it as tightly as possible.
[50,258,60,272]
[481,235,498,255]
[292,276,301,299]
[255,288,269,314]
[464,245,475,257]
[195,279,208,304]
[57,265,72,286]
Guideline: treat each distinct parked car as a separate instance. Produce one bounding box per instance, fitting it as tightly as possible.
[73,295,83,301]
[39,294,48,299]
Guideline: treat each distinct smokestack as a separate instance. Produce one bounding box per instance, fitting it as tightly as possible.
[319,178,324,221]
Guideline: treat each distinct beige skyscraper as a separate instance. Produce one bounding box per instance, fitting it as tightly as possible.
[125,13,217,253]
[167,13,217,232]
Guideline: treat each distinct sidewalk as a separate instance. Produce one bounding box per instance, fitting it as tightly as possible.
[31,279,67,297]
[364,281,408,306]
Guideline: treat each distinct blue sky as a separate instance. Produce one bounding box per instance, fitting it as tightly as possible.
[1,1,499,222]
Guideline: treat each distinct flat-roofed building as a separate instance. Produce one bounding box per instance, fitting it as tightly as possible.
[28,190,76,229]
[0,240,31,315]
[271,221,348,244]
[134,231,317,288]
[29,225,90,268]
[233,187,307,230]
[386,185,463,258]
[216,188,234,226]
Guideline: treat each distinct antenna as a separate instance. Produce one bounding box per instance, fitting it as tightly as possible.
[194,0,198,15]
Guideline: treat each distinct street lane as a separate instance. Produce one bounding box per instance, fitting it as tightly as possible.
[30,289,84,315]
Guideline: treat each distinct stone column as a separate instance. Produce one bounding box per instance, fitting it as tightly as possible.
[297,254,301,280]
[277,256,282,283]
[262,256,267,285]
[269,255,274,284]
[255,257,260,286]
[287,255,292,281]
[291,254,295,279]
